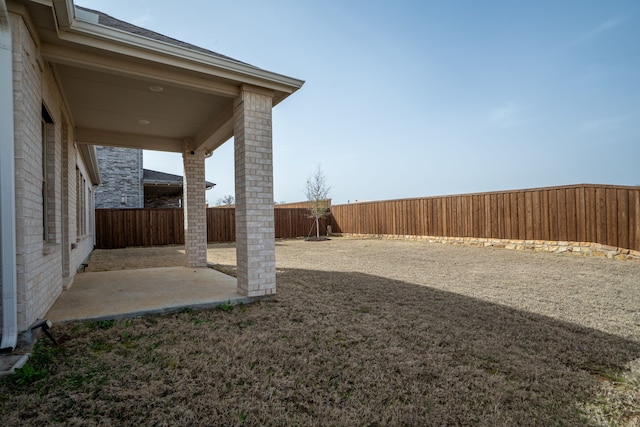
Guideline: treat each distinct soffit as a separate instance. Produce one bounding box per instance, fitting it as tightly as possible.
[144,185,182,198]
[21,0,302,153]
[56,64,228,140]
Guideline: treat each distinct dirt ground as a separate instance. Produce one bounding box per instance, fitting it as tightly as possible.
[3,237,639,426]
[88,237,640,342]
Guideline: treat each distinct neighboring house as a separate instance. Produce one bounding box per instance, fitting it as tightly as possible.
[94,146,144,209]
[94,146,214,209]
[1,1,302,352]
[143,169,215,208]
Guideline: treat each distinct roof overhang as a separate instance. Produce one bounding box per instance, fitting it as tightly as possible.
[77,143,100,185]
[17,0,303,154]
[143,169,215,190]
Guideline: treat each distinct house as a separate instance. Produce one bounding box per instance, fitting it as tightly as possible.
[94,146,215,209]
[143,168,215,208]
[0,0,303,352]
[94,146,143,209]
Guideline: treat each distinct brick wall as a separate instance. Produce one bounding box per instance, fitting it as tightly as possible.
[95,146,143,209]
[182,144,207,267]
[234,87,276,297]
[12,12,61,331]
[5,12,95,333]
[71,149,96,281]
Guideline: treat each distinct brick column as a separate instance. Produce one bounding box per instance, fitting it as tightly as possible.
[182,142,207,267]
[234,86,276,296]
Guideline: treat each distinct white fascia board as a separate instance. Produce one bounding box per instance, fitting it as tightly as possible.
[77,143,100,185]
[62,9,304,94]
[52,0,75,28]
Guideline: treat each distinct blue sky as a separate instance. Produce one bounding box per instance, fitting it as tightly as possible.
[75,0,640,205]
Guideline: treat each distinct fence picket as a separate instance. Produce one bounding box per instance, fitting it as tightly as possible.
[96,184,640,251]
[96,208,326,249]
[330,184,640,251]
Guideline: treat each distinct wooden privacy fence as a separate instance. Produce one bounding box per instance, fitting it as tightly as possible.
[95,208,328,249]
[329,184,640,251]
[207,208,235,242]
[95,208,184,249]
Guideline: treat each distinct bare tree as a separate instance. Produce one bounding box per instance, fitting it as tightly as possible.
[304,165,331,239]
[216,195,235,206]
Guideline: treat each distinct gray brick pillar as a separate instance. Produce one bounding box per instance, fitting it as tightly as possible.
[182,141,207,268]
[234,86,276,296]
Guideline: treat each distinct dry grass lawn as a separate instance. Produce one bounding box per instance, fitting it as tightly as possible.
[1,237,639,426]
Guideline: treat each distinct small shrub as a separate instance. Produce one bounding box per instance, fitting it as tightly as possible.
[218,300,235,312]
[13,363,47,385]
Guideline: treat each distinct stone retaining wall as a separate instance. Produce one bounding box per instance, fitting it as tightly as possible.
[337,233,640,261]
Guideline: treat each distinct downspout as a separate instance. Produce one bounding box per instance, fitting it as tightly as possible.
[0,0,18,352]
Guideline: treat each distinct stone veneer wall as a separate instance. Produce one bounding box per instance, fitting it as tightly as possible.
[94,146,143,209]
[338,233,640,261]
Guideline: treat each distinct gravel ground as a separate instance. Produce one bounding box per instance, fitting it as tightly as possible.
[3,237,637,426]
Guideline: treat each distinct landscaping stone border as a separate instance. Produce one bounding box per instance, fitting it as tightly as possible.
[337,233,640,261]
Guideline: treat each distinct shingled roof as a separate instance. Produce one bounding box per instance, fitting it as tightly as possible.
[143,169,215,189]
[76,6,253,67]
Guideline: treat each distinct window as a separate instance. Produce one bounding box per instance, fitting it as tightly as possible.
[88,187,94,236]
[75,167,94,239]
[42,106,54,241]
[76,167,87,238]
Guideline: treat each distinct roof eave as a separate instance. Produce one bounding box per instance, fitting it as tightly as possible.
[51,2,304,97]
[144,181,215,190]
[78,143,101,185]
[144,181,182,188]
[52,0,75,28]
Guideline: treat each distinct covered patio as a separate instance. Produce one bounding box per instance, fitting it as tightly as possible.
[31,2,303,296]
[46,266,247,323]
[47,243,245,323]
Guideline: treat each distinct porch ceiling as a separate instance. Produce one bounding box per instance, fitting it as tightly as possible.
[21,0,303,154]
[55,63,231,152]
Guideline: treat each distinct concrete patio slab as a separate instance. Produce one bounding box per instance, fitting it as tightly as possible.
[46,266,247,323]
